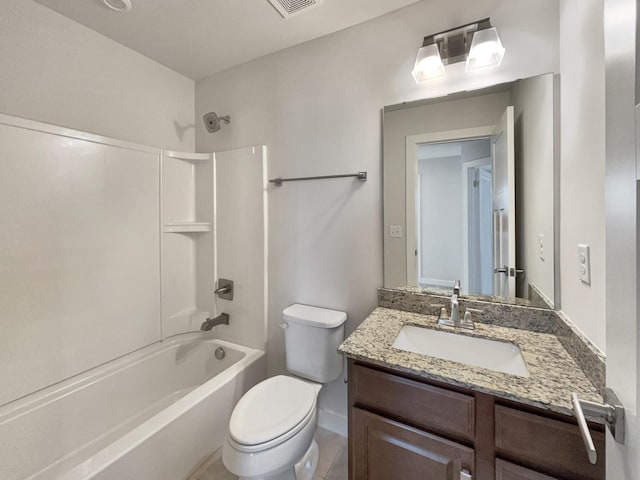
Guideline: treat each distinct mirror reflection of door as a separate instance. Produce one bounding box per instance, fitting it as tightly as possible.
[492,106,516,297]
[414,138,495,296]
[410,106,518,299]
[465,159,493,296]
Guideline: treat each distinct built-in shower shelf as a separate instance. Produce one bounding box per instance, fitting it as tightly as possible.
[163,222,212,233]
[161,149,214,338]
[163,151,211,163]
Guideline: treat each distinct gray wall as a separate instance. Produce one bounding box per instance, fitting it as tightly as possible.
[195,0,559,433]
[0,0,195,151]
[559,0,606,349]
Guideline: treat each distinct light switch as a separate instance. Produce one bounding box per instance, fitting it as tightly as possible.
[578,244,591,285]
[390,225,403,238]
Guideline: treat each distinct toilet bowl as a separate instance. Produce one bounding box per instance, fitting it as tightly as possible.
[222,375,321,480]
[222,304,347,480]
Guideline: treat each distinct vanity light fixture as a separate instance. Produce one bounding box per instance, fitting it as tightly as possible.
[411,43,445,82]
[412,18,505,82]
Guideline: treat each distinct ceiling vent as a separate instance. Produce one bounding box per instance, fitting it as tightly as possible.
[266,0,323,18]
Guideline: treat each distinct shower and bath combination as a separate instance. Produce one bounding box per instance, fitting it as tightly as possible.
[203,112,231,133]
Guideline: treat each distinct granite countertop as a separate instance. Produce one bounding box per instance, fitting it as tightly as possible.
[339,307,602,417]
[396,285,548,308]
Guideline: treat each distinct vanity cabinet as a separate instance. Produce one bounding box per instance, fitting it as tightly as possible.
[348,360,605,480]
[352,408,474,480]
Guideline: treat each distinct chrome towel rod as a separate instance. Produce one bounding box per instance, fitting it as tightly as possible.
[269,171,367,187]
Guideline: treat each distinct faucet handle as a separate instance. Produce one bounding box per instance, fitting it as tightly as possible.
[439,306,449,319]
[462,308,484,328]
[460,310,476,330]
[438,306,455,327]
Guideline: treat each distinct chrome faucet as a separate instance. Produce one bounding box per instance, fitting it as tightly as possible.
[437,280,478,330]
[201,313,230,331]
[450,280,461,325]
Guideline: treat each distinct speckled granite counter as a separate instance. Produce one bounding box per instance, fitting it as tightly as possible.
[339,307,602,417]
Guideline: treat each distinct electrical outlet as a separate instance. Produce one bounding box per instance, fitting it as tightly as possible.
[390,225,403,238]
[538,234,545,261]
[578,244,591,285]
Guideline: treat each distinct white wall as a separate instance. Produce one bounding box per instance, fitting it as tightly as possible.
[213,147,268,351]
[512,74,556,305]
[559,0,606,351]
[195,0,559,433]
[603,0,638,476]
[462,139,492,162]
[0,0,195,151]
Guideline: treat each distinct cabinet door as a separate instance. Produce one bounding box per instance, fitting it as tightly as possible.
[495,459,558,480]
[352,407,474,480]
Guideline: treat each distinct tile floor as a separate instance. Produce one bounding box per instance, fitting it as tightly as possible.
[188,428,347,480]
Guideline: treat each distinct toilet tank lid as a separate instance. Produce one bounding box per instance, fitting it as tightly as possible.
[283,304,347,328]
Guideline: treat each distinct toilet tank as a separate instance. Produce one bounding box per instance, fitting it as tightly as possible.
[282,304,347,383]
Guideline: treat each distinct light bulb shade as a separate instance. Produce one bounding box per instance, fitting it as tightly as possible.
[411,44,445,82]
[465,27,505,72]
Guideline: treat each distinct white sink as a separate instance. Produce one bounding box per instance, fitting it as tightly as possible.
[392,325,530,377]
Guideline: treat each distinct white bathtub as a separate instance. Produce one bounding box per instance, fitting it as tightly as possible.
[0,334,266,480]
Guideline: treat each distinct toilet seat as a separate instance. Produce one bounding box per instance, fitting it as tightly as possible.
[228,376,318,453]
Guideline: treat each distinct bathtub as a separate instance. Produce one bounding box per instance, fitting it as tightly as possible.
[0,333,266,480]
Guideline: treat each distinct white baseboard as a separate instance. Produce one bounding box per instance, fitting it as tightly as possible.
[317,408,347,437]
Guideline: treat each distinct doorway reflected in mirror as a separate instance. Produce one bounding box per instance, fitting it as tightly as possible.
[383,73,558,309]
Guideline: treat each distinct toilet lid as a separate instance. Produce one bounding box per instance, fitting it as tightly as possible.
[229,375,317,446]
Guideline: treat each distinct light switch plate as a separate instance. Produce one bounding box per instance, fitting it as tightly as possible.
[578,244,591,285]
[390,225,403,238]
[538,234,545,261]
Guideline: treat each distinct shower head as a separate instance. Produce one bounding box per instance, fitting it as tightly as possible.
[203,112,231,133]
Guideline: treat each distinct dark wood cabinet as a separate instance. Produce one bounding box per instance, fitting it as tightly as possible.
[494,405,605,479]
[348,360,605,480]
[495,459,558,480]
[352,408,474,480]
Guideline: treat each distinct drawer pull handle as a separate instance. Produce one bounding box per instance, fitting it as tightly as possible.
[459,469,472,479]
[571,388,625,465]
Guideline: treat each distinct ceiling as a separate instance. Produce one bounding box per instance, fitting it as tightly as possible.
[35,0,422,80]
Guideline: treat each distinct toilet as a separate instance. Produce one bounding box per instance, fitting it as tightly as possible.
[223,304,347,480]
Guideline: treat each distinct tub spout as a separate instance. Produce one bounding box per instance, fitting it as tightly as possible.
[201,313,230,331]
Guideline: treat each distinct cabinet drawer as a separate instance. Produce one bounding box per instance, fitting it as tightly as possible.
[495,405,605,480]
[352,363,475,441]
[352,407,474,480]
[496,459,558,480]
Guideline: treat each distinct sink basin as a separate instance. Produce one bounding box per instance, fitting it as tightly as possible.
[392,325,530,377]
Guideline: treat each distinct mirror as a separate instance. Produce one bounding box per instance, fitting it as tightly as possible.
[383,73,558,309]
